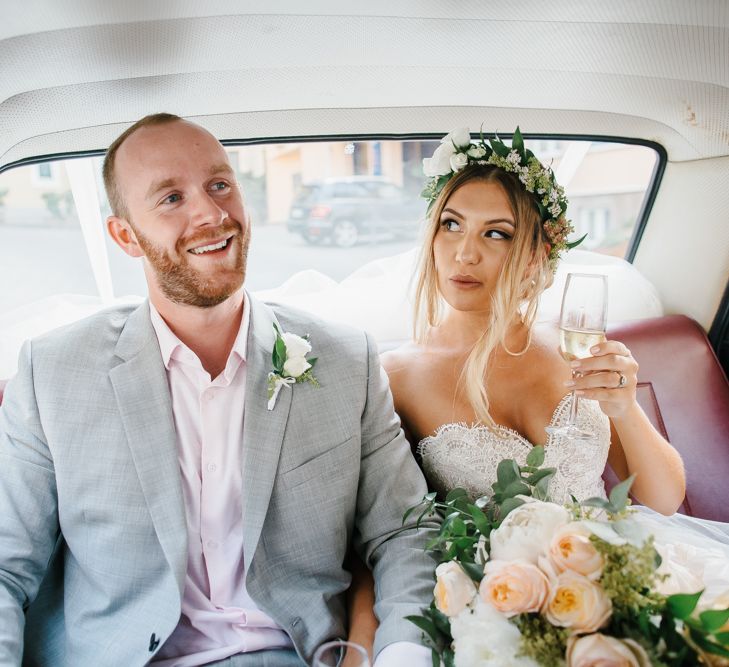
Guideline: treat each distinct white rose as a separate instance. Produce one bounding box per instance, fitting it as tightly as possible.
[433,561,477,617]
[280,332,311,358]
[283,356,311,378]
[449,152,469,172]
[467,145,487,159]
[489,498,571,565]
[442,127,472,150]
[451,600,540,667]
[423,141,456,177]
[566,633,650,667]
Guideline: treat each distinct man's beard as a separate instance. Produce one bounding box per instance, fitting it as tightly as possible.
[133,219,249,307]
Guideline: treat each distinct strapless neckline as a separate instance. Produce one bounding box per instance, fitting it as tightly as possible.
[417,396,611,504]
[424,393,574,451]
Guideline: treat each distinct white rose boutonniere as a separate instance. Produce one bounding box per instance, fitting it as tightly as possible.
[267,323,319,410]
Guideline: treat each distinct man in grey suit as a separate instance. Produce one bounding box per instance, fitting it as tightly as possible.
[0,114,437,666]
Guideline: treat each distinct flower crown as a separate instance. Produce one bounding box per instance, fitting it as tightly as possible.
[422,127,585,265]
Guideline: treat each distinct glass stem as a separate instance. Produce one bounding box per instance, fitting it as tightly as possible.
[567,370,580,426]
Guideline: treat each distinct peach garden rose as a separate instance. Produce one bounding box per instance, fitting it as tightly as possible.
[566,633,650,667]
[479,559,550,618]
[548,522,604,581]
[545,570,612,634]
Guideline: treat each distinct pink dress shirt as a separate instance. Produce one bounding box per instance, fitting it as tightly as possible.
[148,299,294,666]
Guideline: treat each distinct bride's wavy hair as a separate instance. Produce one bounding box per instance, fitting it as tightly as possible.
[413,163,554,429]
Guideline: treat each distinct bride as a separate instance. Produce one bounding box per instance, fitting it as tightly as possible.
[348,128,729,655]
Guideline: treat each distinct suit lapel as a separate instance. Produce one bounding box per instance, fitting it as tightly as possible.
[108,302,187,595]
[242,295,292,570]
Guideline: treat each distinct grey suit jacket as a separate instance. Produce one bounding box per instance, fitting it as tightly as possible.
[0,295,437,666]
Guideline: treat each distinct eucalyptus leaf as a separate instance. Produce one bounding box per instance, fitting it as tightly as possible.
[503,480,531,498]
[533,475,552,501]
[497,496,525,522]
[525,468,554,486]
[612,518,650,547]
[496,459,520,488]
[582,520,627,546]
[525,445,545,467]
[608,474,636,512]
[446,488,469,503]
[467,504,491,535]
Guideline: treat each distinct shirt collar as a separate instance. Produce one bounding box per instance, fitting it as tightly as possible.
[149,294,251,372]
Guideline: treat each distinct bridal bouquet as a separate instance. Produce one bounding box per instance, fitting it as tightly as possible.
[406,447,729,666]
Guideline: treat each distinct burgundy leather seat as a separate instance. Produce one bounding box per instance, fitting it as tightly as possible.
[604,315,729,522]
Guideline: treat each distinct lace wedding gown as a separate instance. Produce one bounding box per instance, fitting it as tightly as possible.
[418,396,729,609]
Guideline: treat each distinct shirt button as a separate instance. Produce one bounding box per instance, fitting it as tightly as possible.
[206,540,218,550]
[207,463,217,473]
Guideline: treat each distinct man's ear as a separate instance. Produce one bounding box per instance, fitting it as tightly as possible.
[107,216,144,258]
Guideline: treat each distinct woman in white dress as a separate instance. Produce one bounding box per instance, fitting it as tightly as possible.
[347,129,729,655]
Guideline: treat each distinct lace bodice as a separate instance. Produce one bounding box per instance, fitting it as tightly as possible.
[417,396,611,504]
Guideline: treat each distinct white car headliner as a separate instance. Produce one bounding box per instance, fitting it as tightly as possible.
[1,0,728,170]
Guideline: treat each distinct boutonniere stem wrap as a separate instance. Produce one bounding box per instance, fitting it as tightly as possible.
[267,323,319,410]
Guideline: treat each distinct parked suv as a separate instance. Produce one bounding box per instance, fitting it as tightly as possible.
[287,176,422,247]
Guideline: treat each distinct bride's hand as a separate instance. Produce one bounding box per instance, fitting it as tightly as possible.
[565,340,639,418]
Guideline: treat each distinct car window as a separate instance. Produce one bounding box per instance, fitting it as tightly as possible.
[0,136,659,376]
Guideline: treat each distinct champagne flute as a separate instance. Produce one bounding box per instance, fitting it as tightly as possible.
[546,273,608,442]
[313,640,370,667]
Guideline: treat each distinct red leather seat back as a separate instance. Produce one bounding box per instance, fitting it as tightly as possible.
[604,315,729,522]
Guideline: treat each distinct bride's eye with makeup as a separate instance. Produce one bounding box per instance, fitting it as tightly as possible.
[484,228,512,240]
[440,219,461,232]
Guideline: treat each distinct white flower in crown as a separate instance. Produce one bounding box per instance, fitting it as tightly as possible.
[449,152,469,172]
[441,127,472,149]
[267,324,319,410]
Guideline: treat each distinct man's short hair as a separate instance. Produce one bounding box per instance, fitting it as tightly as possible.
[102,112,183,218]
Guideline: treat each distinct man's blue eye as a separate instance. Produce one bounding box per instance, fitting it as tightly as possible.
[210,181,230,192]
[163,193,181,204]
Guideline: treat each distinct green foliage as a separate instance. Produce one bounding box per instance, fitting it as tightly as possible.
[514,614,570,667]
[405,465,729,666]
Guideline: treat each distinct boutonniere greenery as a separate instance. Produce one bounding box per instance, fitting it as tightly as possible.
[267,323,319,410]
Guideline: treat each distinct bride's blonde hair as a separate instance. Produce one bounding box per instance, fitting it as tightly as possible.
[413,163,554,428]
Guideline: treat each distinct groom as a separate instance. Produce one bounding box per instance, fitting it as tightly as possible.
[0,114,436,666]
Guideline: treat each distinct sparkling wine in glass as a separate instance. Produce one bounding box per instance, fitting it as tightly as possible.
[313,640,371,667]
[546,272,608,442]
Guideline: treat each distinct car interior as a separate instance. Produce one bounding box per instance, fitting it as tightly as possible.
[0,2,727,525]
